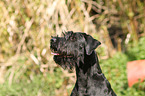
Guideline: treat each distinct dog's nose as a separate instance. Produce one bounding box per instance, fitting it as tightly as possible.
[51,38,57,43]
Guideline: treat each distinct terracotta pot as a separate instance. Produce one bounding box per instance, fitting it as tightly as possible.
[127,60,145,87]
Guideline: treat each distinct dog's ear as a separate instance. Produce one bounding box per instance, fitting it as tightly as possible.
[83,33,101,55]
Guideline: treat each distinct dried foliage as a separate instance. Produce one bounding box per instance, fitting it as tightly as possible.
[0,0,97,95]
[0,0,145,95]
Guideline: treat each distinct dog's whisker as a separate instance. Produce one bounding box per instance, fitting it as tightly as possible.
[50,31,117,96]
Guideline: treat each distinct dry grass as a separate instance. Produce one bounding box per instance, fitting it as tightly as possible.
[0,1,98,95]
[0,0,145,95]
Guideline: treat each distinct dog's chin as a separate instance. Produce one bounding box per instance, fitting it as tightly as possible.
[53,55,76,70]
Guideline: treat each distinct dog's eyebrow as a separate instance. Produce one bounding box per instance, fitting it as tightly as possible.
[62,31,66,36]
[50,31,116,96]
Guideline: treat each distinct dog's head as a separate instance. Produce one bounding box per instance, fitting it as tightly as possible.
[50,31,101,69]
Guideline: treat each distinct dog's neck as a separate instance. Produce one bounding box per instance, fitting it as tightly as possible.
[75,51,102,78]
[74,51,103,93]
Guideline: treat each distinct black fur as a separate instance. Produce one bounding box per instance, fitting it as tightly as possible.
[50,31,117,96]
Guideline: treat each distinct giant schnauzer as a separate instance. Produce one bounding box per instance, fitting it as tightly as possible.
[50,31,116,96]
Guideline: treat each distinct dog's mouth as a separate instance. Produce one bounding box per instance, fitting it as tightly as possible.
[51,52,60,55]
[51,51,76,70]
[51,52,73,58]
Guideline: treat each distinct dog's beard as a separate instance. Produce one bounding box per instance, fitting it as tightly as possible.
[53,53,85,70]
[51,46,85,70]
[51,48,76,69]
[53,55,77,70]
[50,37,85,69]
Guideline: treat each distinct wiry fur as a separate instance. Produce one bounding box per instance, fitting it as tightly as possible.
[50,31,117,96]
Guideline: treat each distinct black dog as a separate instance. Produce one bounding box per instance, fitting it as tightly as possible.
[50,31,116,96]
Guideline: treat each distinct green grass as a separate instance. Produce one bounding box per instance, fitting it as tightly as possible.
[0,72,64,96]
[1,52,144,96]
[0,37,145,96]
[100,52,145,96]
[0,0,145,95]
[100,37,145,96]
[0,75,48,96]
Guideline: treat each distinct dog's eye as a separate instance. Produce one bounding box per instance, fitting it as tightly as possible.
[70,36,76,41]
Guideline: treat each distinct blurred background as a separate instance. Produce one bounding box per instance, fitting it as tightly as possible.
[0,0,145,96]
